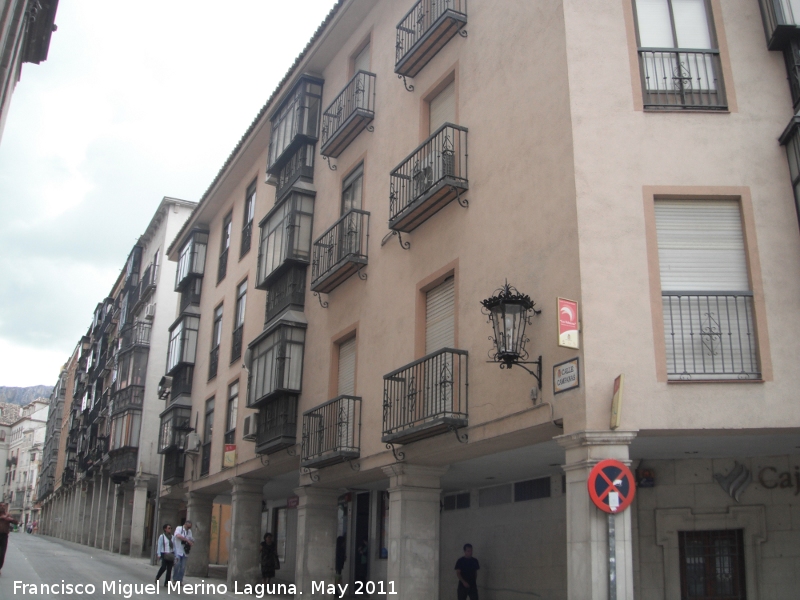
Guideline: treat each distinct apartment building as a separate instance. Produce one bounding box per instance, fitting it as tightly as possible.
[37,367,67,503]
[3,399,48,526]
[45,1,793,599]
[38,197,195,556]
[0,0,58,143]
[0,401,21,498]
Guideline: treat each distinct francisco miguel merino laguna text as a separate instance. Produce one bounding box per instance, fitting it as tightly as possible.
[14,579,398,597]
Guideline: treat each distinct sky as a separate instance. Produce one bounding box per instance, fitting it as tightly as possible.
[0,0,339,387]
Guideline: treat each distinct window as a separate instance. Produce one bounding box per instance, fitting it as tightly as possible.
[256,192,315,287]
[655,200,759,380]
[225,382,238,444]
[110,411,141,451]
[247,324,306,407]
[218,212,232,283]
[353,41,370,75]
[201,398,214,477]
[429,80,455,135]
[679,529,746,599]
[231,281,246,362]
[341,164,364,214]
[337,337,356,396]
[175,230,208,290]
[514,477,551,501]
[426,276,455,354]
[167,315,200,374]
[241,181,256,257]
[273,507,287,563]
[267,76,324,173]
[443,492,470,511]
[209,306,223,380]
[633,0,726,109]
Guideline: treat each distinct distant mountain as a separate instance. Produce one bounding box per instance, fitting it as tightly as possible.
[0,386,53,406]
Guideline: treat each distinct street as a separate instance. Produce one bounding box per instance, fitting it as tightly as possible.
[0,533,292,599]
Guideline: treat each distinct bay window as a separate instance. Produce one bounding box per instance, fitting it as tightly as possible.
[247,323,306,407]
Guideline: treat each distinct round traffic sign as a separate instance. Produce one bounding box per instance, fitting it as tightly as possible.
[587,459,635,514]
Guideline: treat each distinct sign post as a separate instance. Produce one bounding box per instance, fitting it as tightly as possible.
[587,459,636,600]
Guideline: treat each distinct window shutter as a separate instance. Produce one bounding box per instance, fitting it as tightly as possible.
[429,81,456,135]
[337,337,356,396]
[671,0,711,49]
[354,43,370,74]
[635,0,674,47]
[655,200,749,291]
[426,276,455,354]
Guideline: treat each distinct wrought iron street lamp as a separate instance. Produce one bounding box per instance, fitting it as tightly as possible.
[481,282,543,388]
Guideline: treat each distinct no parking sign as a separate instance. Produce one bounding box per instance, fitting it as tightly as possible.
[587,459,635,514]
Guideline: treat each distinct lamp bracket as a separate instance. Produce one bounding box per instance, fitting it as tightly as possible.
[386,443,405,462]
[449,426,468,444]
[313,291,329,309]
[491,355,543,389]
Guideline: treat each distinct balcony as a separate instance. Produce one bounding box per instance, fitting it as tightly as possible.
[265,266,306,324]
[247,323,305,408]
[254,395,297,455]
[389,123,468,232]
[162,450,185,485]
[111,385,145,414]
[275,143,315,201]
[320,71,376,159]
[256,191,315,289]
[759,0,800,49]
[382,348,468,445]
[310,210,370,293]
[200,442,211,477]
[395,0,467,79]
[61,466,75,486]
[109,448,138,483]
[662,292,760,381]
[159,405,192,454]
[267,76,324,174]
[638,49,726,110]
[120,322,151,352]
[134,262,157,309]
[175,230,208,291]
[170,365,194,401]
[301,395,361,469]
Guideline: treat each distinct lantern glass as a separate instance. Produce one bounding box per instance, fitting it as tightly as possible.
[492,301,528,361]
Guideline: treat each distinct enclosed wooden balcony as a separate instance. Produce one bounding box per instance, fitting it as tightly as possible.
[395,0,467,78]
[254,394,297,455]
[389,123,468,233]
[759,0,800,49]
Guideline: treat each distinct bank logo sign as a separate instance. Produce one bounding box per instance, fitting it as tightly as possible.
[714,461,752,502]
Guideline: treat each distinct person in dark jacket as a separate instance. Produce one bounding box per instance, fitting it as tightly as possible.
[155,524,175,586]
[455,543,480,600]
[260,532,280,585]
[0,503,19,576]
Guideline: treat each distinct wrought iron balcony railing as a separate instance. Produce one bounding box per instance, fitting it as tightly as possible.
[389,123,468,232]
[162,450,185,485]
[662,292,760,380]
[170,365,194,401]
[395,0,467,79]
[638,49,726,110]
[383,348,468,444]
[111,385,145,414]
[301,395,361,469]
[255,395,297,455]
[320,71,376,159]
[120,322,151,351]
[134,262,157,308]
[265,266,306,324]
[209,346,219,380]
[200,442,211,477]
[275,143,315,201]
[759,0,800,49]
[310,209,370,293]
[109,448,138,483]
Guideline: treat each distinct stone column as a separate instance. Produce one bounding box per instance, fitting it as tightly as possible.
[102,477,115,550]
[87,473,100,546]
[185,492,214,577]
[557,430,638,600]
[158,498,183,532]
[71,486,83,542]
[294,486,339,595]
[92,473,107,547]
[227,478,264,587]
[81,478,94,545]
[381,464,448,600]
[111,484,124,552]
[120,483,135,554]
[129,475,151,557]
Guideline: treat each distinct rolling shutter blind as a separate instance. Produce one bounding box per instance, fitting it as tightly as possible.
[426,276,455,354]
[337,337,356,396]
[655,200,749,291]
[634,0,711,48]
[354,43,370,74]
[429,81,455,135]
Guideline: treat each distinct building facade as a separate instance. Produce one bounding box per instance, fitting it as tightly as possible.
[38,197,195,556]
[3,399,48,526]
[0,0,58,143]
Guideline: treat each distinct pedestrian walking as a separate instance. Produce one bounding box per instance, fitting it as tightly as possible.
[155,524,175,587]
[260,532,280,585]
[455,543,480,600]
[0,503,19,576]
[172,520,194,582]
